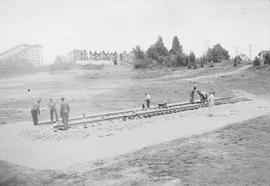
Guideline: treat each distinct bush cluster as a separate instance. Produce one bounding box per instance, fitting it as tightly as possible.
[133,36,228,69]
[133,36,197,69]
[205,43,230,62]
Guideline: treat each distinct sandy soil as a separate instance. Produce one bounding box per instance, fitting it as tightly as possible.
[71,114,270,186]
[0,92,269,171]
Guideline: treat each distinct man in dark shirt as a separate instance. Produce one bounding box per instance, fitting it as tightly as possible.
[190,87,197,104]
[31,99,41,126]
[197,90,208,104]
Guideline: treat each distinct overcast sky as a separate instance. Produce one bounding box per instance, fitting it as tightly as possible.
[0,0,269,63]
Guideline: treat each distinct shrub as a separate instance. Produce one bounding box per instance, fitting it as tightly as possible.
[146,36,169,63]
[253,57,260,67]
[161,56,171,67]
[133,46,146,59]
[193,62,198,69]
[176,54,187,66]
[134,58,152,69]
[209,61,215,68]
[206,43,230,62]
[197,57,204,68]
[264,53,270,65]
[189,52,196,68]
[133,46,153,69]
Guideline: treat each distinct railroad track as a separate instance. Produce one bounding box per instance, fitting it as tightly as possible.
[39,98,214,126]
[53,97,251,130]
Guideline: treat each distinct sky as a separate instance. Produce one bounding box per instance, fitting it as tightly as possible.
[0,0,269,63]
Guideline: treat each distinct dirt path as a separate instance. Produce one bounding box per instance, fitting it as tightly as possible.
[147,65,251,84]
[182,65,251,81]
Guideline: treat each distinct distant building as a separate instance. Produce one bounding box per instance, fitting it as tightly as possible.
[66,49,134,65]
[0,44,43,67]
[169,48,177,55]
[258,50,270,59]
[238,54,249,62]
[258,50,270,65]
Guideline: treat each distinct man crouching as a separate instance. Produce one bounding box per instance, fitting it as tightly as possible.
[197,90,208,104]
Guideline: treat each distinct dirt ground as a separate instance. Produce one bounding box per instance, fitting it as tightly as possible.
[1,63,270,185]
[1,115,270,185]
[0,61,244,125]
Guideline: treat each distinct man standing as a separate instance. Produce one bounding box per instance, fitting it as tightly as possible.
[208,92,215,116]
[60,97,70,130]
[210,88,215,96]
[31,99,41,126]
[145,93,151,109]
[190,87,197,104]
[48,98,58,122]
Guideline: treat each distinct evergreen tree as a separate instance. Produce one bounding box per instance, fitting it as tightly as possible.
[172,36,182,54]
[147,36,168,62]
[189,51,196,67]
[133,46,145,59]
[264,52,270,65]
[119,53,123,61]
[155,36,169,56]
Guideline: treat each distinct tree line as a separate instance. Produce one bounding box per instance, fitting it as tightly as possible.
[133,36,230,69]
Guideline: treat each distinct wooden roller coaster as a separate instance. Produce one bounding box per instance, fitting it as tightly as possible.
[49,96,251,130]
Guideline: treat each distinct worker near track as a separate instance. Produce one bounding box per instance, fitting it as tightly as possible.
[197,90,208,104]
[31,99,41,126]
[210,88,215,96]
[145,93,151,109]
[190,87,197,104]
[60,97,70,130]
[208,91,215,116]
[48,98,58,122]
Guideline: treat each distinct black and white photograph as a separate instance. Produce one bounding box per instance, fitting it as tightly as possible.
[0,0,270,185]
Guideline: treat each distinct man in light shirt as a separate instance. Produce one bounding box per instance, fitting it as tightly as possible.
[48,98,58,122]
[208,91,215,116]
[145,93,151,109]
[60,97,70,130]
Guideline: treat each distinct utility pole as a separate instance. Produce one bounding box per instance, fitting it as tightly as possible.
[235,47,239,58]
[248,44,252,60]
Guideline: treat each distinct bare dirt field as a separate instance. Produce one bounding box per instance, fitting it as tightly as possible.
[0,61,247,125]
[1,63,270,185]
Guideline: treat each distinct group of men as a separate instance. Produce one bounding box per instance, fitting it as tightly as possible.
[143,87,215,117]
[190,86,215,116]
[31,87,215,128]
[31,97,70,129]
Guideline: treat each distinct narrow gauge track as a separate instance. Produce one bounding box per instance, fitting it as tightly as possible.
[54,97,251,130]
[40,97,233,126]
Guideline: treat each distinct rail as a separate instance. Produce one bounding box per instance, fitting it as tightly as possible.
[53,97,251,130]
